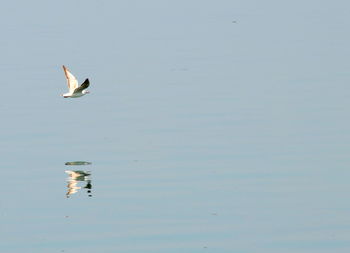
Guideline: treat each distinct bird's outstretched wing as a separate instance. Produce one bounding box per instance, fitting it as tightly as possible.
[75,78,90,93]
[62,65,79,92]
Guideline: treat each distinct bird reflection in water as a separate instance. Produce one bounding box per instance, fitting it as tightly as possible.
[65,170,92,198]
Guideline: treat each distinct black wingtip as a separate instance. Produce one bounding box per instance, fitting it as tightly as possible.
[81,78,90,87]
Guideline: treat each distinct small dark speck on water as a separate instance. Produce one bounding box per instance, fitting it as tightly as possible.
[232,20,237,23]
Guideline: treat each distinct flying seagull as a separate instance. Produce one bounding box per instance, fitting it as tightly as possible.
[62,65,90,98]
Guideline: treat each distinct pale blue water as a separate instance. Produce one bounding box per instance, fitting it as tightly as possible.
[1,0,350,252]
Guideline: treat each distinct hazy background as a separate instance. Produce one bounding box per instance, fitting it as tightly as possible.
[0,0,350,252]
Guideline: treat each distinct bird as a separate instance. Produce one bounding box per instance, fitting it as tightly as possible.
[62,65,90,98]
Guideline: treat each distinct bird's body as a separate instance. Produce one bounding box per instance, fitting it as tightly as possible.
[62,89,88,98]
[62,65,90,98]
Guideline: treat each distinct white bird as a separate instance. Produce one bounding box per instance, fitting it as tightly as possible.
[62,65,90,98]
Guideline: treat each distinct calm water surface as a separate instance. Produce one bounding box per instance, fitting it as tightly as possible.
[1,1,350,252]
